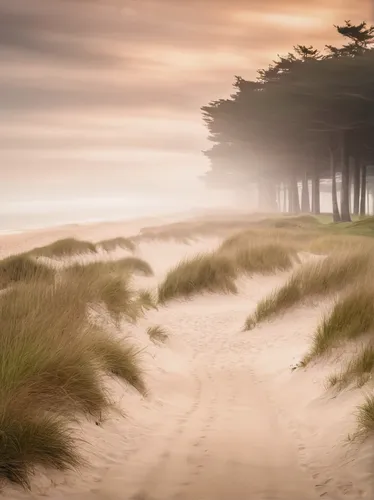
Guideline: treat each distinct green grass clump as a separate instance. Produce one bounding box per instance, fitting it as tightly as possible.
[0,271,145,487]
[244,279,301,330]
[98,237,136,253]
[254,214,321,229]
[221,242,297,275]
[327,345,374,390]
[356,395,374,437]
[0,254,55,289]
[67,257,153,279]
[147,325,169,344]
[304,287,374,363]
[87,329,146,395]
[63,259,153,323]
[158,253,238,303]
[96,274,139,323]
[136,289,158,312]
[244,250,371,330]
[31,238,97,258]
[135,213,322,243]
[158,241,297,304]
[0,411,79,488]
[62,263,139,323]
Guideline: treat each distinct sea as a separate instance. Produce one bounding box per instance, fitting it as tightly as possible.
[0,196,229,235]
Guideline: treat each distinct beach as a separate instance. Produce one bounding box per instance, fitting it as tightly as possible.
[1,213,373,500]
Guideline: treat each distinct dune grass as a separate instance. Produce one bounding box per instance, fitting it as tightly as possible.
[30,238,97,258]
[327,345,374,390]
[62,263,140,324]
[158,241,297,304]
[0,412,80,488]
[94,274,139,323]
[158,253,238,303]
[244,250,371,330]
[69,256,153,278]
[62,258,153,323]
[147,325,169,344]
[0,260,145,487]
[356,396,374,437]
[0,253,55,289]
[112,257,153,276]
[98,237,136,253]
[136,288,158,313]
[135,214,323,243]
[87,329,146,394]
[134,213,374,252]
[220,241,297,274]
[303,287,374,364]
[253,214,321,229]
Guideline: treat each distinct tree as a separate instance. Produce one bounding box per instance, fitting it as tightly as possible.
[202,21,374,221]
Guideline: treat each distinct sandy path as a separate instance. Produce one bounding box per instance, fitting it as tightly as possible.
[70,273,320,500]
[126,369,318,500]
[4,239,372,499]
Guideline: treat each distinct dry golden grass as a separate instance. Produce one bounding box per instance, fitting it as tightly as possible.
[0,253,55,290]
[147,325,169,344]
[98,237,136,253]
[303,287,374,364]
[62,263,139,324]
[69,256,153,278]
[356,396,374,437]
[135,214,322,244]
[30,238,97,258]
[158,240,297,304]
[245,250,372,330]
[220,227,318,255]
[0,411,80,488]
[252,214,321,229]
[136,289,158,313]
[327,344,374,390]
[220,241,297,274]
[158,253,238,303]
[62,258,153,323]
[0,259,146,487]
[308,235,374,255]
[87,328,146,394]
[135,220,244,242]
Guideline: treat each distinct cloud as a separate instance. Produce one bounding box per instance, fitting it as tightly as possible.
[0,0,369,204]
[0,0,362,63]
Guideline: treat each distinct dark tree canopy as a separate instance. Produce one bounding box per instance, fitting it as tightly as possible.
[201,21,374,221]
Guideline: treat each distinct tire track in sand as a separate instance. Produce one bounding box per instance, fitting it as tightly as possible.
[126,360,320,500]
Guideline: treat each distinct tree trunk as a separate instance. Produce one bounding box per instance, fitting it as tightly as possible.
[311,173,320,214]
[368,187,371,216]
[340,132,351,222]
[258,179,277,212]
[276,184,281,212]
[360,163,367,216]
[268,181,278,212]
[330,147,341,222]
[301,170,310,213]
[289,175,300,214]
[283,183,288,213]
[353,156,360,215]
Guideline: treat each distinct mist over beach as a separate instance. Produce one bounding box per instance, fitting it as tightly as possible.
[1,1,374,499]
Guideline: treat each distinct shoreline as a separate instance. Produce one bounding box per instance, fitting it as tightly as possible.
[0,214,183,259]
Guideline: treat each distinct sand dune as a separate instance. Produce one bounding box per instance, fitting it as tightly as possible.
[2,223,373,500]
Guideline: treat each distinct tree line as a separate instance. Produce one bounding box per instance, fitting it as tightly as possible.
[201,21,374,222]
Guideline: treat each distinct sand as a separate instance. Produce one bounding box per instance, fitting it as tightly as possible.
[1,220,373,500]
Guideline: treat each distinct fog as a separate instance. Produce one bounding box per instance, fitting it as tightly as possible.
[0,0,365,232]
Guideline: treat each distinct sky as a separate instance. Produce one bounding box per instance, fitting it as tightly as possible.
[0,0,371,219]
